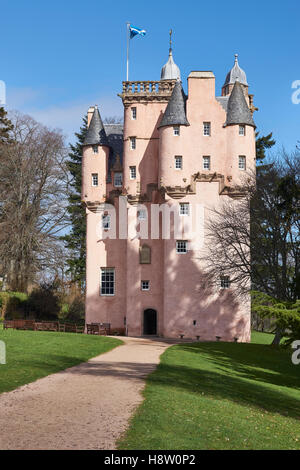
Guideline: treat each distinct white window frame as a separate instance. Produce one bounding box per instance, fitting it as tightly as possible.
[220,276,231,289]
[131,107,137,120]
[130,166,136,180]
[203,156,211,170]
[100,268,115,296]
[176,240,188,254]
[114,172,123,187]
[175,156,182,170]
[137,209,147,220]
[173,126,180,136]
[141,280,150,291]
[179,203,189,216]
[239,125,246,136]
[130,137,136,150]
[203,122,211,136]
[239,156,246,170]
[92,145,98,154]
[102,214,111,230]
[92,173,98,187]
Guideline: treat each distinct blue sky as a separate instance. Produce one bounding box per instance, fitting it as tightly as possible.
[1,0,299,151]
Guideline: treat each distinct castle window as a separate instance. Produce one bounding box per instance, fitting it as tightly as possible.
[239,156,246,170]
[130,137,136,150]
[131,107,137,120]
[179,203,189,216]
[92,173,98,186]
[137,209,147,220]
[175,156,182,170]
[100,268,115,296]
[203,122,211,136]
[176,240,188,254]
[220,276,230,289]
[239,125,246,136]
[102,214,110,230]
[130,166,136,179]
[203,156,211,170]
[141,280,150,291]
[114,172,123,187]
[173,126,180,136]
[140,244,151,264]
[92,145,98,154]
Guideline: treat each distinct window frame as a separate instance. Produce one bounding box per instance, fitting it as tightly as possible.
[141,280,150,291]
[179,202,189,216]
[203,156,211,170]
[114,172,123,187]
[130,166,136,180]
[238,155,246,171]
[176,240,188,254]
[130,136,136,150]
[239,125,246,136]
[220,276,231,289]
[173,126,180,136]
[102,214,111,230]
[92,173,98,187]
[203,122,211,137]
[131,107,137,120]
[175,155,183,170]
[100,268,115,296]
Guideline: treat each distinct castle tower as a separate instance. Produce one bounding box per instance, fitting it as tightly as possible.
[82,41,256,341]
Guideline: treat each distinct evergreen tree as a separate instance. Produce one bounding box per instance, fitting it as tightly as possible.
[256,132,276,163]
[62,116,88,289]
[0,106,13,143]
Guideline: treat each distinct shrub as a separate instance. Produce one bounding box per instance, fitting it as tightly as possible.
[65,297,85,323]
[27,283,60,321]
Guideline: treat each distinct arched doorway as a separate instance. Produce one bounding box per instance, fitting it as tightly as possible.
[143,309,157,335]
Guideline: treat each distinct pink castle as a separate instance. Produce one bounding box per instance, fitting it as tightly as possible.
[81,47,256,341]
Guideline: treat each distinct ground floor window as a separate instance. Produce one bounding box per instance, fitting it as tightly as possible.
[100,268,115,296]
[176,240,188,254]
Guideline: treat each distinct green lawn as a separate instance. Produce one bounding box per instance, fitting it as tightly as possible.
[118,332,300,450]
[0,328,122,394]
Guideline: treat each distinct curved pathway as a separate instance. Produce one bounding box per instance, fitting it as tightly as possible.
[0,336,178,450]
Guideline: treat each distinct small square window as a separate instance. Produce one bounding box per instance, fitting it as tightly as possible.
[220,276,230,289]
[102,214,110,230]
[141,280,150,291]
[203,156,211,170]
[114,172,123,187]
[239,156,246,170]
[92,173,98,186]
[137,209,147,220]
[131,107,137,120]
[176,240,188,254]
[203,122,211,136]
[179,203,189,216]
[93,145,98,154]
[130,166,136,180]
[130,137,136,150]
[175,156,182,170]
[239,125,245,136]
[173,126,180,136]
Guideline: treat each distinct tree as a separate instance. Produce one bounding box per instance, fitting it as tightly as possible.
[0,106,13,144]
[62,116,88,290]
[255,132,276,164]
[0,111,69,292]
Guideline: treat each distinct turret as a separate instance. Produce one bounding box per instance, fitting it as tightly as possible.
[81,106,110,207]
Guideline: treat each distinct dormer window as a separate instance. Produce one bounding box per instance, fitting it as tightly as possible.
[239,125,246,136]
[173,126,180,136]
[93,145,98,154]
[130,137,136,150]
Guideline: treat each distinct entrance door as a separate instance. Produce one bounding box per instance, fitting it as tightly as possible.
[143,309,157,335]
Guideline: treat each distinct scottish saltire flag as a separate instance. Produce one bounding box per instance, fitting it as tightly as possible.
[130,25,146,39]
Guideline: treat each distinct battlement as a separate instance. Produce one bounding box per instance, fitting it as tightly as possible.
[119,80,176,104]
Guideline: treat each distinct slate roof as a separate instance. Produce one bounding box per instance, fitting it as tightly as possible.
[224,54,248,87]
[83,106,109,146]
[158,80,189,128]
[104,123,124,180]
[225,81,255,127]
[216,96,229,112]
[161,49,181,80]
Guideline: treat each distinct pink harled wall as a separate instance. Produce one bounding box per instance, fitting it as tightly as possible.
[83,72,255,342]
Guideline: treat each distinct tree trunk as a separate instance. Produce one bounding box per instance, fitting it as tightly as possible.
[272,328,284,346]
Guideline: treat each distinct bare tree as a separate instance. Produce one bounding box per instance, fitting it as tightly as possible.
[0,111,70,292]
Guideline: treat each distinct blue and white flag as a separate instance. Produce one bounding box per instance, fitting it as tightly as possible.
[130,25,146,39]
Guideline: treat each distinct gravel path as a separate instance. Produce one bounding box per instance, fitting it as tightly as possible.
[0,336,178,450]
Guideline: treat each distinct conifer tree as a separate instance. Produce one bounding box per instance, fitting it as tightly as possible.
[62,116,88,290]
[0,106,13,143]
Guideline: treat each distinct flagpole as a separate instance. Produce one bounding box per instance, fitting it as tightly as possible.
[126,22,130,81]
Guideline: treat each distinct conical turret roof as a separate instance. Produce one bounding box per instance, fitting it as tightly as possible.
[226,81,255,127]
[158,80,189,128]
[160,49,181,81]
[224,54,248,87]
[84,106,109,146]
